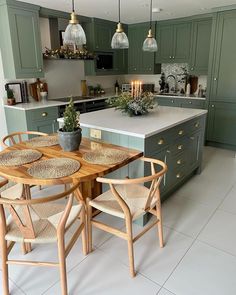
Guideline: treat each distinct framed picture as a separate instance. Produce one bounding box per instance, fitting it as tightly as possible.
[59,30,65,47]
[5,83,23,104]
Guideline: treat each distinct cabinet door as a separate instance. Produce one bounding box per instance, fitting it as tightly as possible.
[207,102,236,146]
[155,24,174,63]
[156,97,181,107]
[190,19,212,75]
[29,119,59,134]
[211,11,236,103]
[180,99,205,109]
[173,22,191,63]
[94,21,115,50]
[113,49,128,74]
[141,23,156,74]
[187,131,202,170]
[128,26,142,73]
[7,7,43,78]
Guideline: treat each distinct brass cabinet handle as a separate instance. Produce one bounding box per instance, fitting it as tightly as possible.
[190,67,194,71]
[171,100,174,103]
[41,112,48,117]
[177,159,182,165]
[158,139,164,145]
[176,173,181,179]
[212,104,215,108]
[166,149,171,154]
[38,68,42,72]
[177,144,183,150]
[190,136,195,140]
[194,122,200,128]
[178,130,184,135]
[169,56,172,59]
[189,101,192,104]
[214,77,217,81]
[172,56,175,59]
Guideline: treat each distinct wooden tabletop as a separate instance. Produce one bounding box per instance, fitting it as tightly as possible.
[0,138,143,186]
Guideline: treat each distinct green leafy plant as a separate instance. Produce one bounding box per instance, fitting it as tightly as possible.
[62,98,80,132]
[6,88,14,99]
[107,92,156,116]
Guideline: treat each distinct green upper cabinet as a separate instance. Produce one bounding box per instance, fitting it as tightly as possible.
[155,21,192,63]
[189,18,212,75]
[128,22,161,75]
[0,0,44,79]
[210,10,236,103]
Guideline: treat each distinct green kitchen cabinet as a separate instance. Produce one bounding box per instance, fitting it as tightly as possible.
[113,49,128,74]
[207,102,236,149]
[0,0,44,79]
[4,106,59,136]
[179,99,205,109]
[156,97,181,107]
[128,23,161,74]
[209,11,236,103]
[155,21,192,63]
[189,18,212,75]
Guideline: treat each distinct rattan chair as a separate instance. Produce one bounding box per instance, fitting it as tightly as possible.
[87,157,167,277]
[0,179,87,295]
[1,131,48,148]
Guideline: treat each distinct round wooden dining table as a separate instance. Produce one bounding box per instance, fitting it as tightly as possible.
[0,137,143,201]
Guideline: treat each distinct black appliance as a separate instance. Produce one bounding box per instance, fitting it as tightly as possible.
[96,52,113,70]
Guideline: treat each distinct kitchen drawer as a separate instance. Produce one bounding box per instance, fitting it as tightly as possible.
[166,151,187,170]
[167,166,187,188]
[145,129,174,154]
[27,107,59,122]
[189,117,204,132]
[168,136,188,156]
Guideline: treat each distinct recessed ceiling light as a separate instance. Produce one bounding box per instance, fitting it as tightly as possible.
[152,8,162,13]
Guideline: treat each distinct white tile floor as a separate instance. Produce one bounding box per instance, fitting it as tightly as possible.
[2,146,236,295]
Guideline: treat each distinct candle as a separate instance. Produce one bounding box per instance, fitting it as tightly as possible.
[139,82,142,95]
[131,81,134,97]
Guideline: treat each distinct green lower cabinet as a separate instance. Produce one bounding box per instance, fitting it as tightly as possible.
[156,97,205,109]
[180,99,205,109]
[156,97,181,107]
[5,106,59,136]
[0,0,44,79]
[207,102,236,148]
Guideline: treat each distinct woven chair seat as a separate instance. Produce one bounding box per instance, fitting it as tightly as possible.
[89,184,157,220]
[5,203,82,244]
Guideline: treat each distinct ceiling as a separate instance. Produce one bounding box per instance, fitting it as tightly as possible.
[19,0,236,23]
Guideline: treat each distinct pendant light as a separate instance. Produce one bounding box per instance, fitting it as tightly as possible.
[143,0,158,52]
[64,0,86,48]
[111,0,129,49]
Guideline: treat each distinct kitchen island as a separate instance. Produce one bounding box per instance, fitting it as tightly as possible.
[58,106,207,225]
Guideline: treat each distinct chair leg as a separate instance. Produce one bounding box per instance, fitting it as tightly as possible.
[156,201,164,248]
[80,206,87,255]
[86,199,92,253]
[1,239,9,295]
[58,237,68,295]
[125,218,135,278]
[39,185,42,190]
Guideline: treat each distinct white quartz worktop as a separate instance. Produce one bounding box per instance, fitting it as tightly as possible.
[58,106,207,139]
[155,94,206,100]
[4,94,116,111]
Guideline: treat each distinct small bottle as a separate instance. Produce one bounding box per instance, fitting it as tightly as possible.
[186,83,191,96]
[115,80,119,96]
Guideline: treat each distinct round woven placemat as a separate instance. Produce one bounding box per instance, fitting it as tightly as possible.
[83,148,129,165]
[0,149,42,166]
[26,135,58,147]
[27,158,81,179]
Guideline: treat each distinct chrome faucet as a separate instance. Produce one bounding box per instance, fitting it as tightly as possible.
[166,75,177,93]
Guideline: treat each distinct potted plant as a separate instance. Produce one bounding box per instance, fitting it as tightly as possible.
[58,98,82,151]
[6,88,16,105]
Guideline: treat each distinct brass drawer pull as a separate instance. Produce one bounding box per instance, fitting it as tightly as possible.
[176,173,181,179]
[177,145,183,150]
[158,139,164,145]
[178,130,184,135]
[190,136,195,140]
[177,159,182,165]
[41,112,48,117]
[194,122,200,128]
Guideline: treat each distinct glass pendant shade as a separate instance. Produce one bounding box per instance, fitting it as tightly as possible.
[111,23,129,49]
[143,30,158,52]
[64,22,86,46]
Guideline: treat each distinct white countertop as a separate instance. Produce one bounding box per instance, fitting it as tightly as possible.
[4,94,116,111]
[58,106,207,138]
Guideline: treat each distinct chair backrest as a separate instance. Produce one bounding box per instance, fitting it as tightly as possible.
[1,131,48,148]
[96,157,167,216]
[0,180,80,240]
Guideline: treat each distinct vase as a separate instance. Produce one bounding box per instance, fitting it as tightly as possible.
[58,128,82,152]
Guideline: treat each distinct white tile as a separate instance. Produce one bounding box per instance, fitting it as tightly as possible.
[69,212,125,248]
[220,185,236,215]
[99,224,193,285]
[158,288,176,295]
[0,270,26,295]
[44,249,161,295]
[198,209,236,256]
[7,231,87,295]
[165,241,236,295]
[162,194,215,237]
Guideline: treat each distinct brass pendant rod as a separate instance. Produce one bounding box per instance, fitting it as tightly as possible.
[149,0,153,29]
[118,0,121,23]
[72,0,75,12]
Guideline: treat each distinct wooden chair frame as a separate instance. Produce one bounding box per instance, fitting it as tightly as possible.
[0,179,87,295]
[1,131,48,148]
[86,157,167,277]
